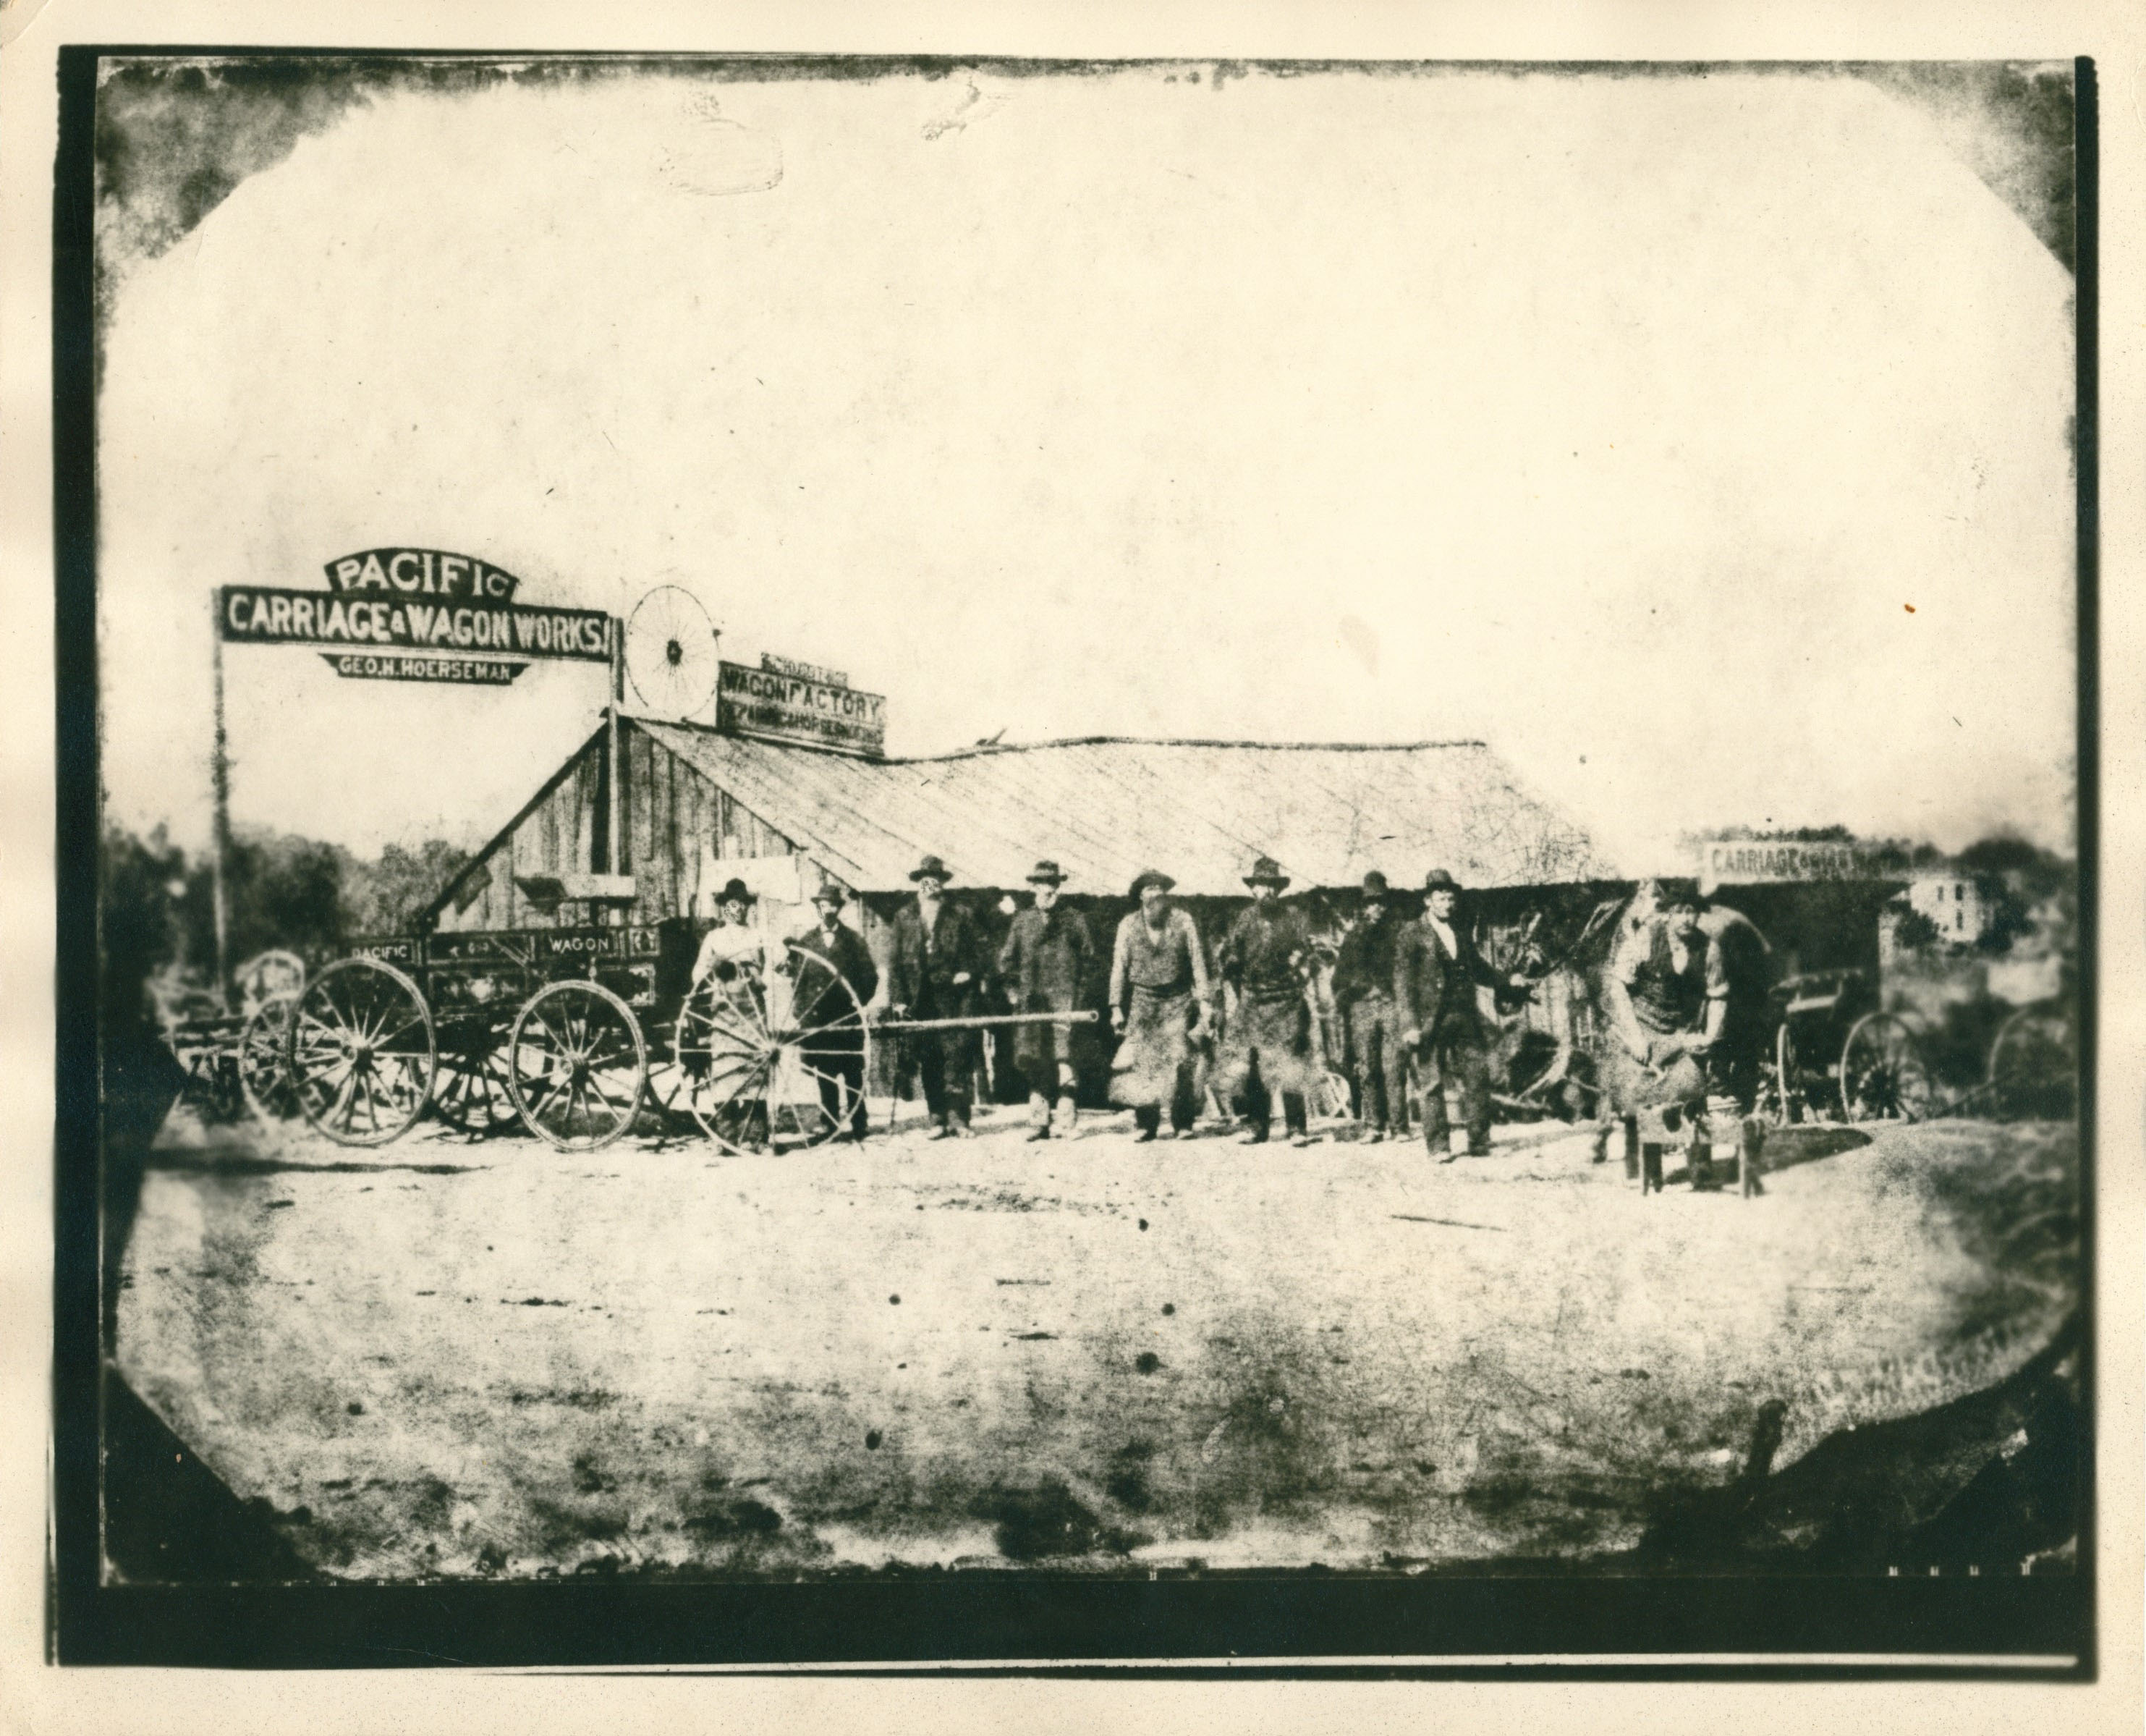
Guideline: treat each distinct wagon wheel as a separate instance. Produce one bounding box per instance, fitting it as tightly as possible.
[237,991,301,1122]
[675,942,873,1156]
[1757,1022,1802,1126]
[234,949,306,1013]
[431,1007,522,1135]
[1838,1012,1935,1124]
[285,957,438,1146]
[1987,1005,2077,1121]
[507,979,648,1151]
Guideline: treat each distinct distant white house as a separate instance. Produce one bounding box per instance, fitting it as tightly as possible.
[1906,867,1996,942]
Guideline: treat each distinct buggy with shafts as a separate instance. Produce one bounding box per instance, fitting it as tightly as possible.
[1474,899,1935,1132]
[1753,966,1934,1125]
[273,898,881,1155]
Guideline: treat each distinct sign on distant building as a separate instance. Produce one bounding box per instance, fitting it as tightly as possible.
[1697,839,1874,894]
[718,660,886,758]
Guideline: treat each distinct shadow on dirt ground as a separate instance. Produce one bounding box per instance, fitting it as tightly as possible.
[102,1366,317,1583]
[1631,1311,2080,1575]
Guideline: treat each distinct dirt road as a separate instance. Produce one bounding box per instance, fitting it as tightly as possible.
[115,1105,2077,1578]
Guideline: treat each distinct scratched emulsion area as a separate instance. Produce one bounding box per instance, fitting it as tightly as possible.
[93,56,2077,324]
[114,1111,2076,1579]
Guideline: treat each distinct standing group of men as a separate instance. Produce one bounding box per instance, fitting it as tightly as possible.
[695,850,1768,1164]
[862,850,1530,1156]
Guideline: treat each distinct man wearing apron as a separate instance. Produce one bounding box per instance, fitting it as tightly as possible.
[1107,870,1212,1141]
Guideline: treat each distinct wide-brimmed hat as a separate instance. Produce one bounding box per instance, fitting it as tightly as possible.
[1129,868,1176,897]
[1244,855,1291,890]
[1656,883,1704,913]
[1026,859,1067,886]
[1360,871,1391,899]
[716,877,758,906]
[810,879,848,908]
[908,854,954,883]
[1422,868,1464,893]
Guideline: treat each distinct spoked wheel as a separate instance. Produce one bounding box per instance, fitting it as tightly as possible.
[507,980,649,1151]
[1838,1013,1935,1124]
[431,1009,522,1135]
[234,949,306,1012]
[1757,1023,1802,1126]
[285,958,438,1146]
[1987,1005,2077,1120]
[237,991,301,1122]
[675,942,873,1156]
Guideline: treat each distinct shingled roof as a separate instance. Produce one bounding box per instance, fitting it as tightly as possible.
[632,719,1616,897]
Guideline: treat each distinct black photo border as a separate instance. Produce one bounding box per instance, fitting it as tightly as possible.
[48,45,2100,1677]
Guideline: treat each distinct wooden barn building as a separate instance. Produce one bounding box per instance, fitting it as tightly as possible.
[419,712,1619,936]
[413,713,1626,1106]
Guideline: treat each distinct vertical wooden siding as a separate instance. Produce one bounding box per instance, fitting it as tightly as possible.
[436,725,805,933]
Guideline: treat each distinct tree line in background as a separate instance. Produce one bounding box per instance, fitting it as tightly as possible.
[99,819,2074,1045]
[1695,825,2077,960]
[99,822,468,1039]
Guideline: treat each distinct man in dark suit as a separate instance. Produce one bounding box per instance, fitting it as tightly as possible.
[886,853,985,1139]
[785,879,879,1142]
[996,860,1095,1142]
[1333,870,1407,1143]
[1397,868,1530,1161]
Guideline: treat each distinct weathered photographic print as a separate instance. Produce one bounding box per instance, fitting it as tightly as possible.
[66,51,2089,1664]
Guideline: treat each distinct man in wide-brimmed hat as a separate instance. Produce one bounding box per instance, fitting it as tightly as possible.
[996,860,1096,1142]
[784,878,878,1142]
[1591,881,1730,1172]
[1332,869,1408,1143]
[1397,867,1530,1160]
[692,876,766,985]
[1215,855,1320,1146]
[1107,869,1212,1141]
[886,854,985,1138]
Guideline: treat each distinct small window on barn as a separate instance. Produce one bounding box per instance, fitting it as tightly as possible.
[1955,911,1964,931]
[1955,884,1964,901]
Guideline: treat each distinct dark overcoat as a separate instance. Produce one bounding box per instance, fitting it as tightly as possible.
[1395,917,1506,1044]
[888,898,985,1018]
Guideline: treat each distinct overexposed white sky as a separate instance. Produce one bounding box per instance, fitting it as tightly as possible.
[96,62,2078,874]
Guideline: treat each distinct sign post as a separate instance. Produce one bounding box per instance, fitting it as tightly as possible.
[209,593,232,999]
[208,549,627,967]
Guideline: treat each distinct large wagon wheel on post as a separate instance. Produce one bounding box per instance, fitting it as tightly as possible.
[506,978,649,1151]
[675,941,874,1156]
[1838,1012,1935,1124]
[285,957,438,1146]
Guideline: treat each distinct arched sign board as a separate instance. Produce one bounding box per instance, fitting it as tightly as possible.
[214,549,611,685]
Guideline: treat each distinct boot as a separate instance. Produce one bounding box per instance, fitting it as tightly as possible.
[1239,1119,1271,1144]
[1025,1093,1051,1142]
[1053,1094,1079,1140]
